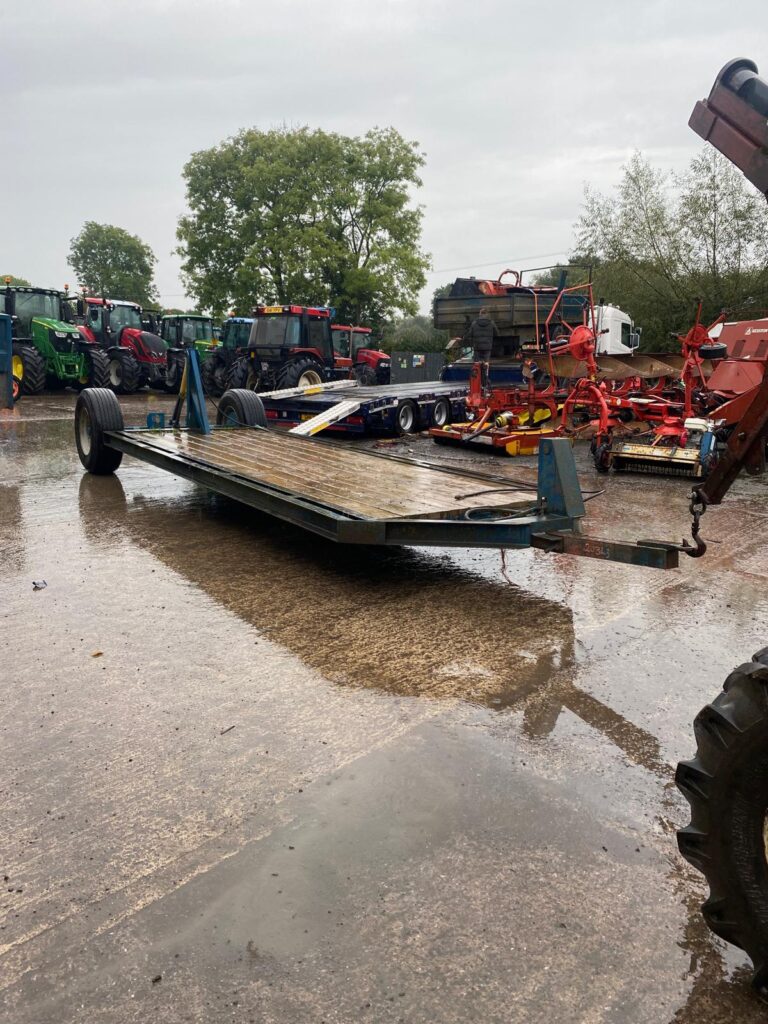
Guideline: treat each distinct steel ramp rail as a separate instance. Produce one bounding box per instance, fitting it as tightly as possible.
[288,398,363,436]
[258,379,360,401]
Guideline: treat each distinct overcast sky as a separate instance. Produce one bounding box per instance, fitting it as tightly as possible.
[3,0,767,313]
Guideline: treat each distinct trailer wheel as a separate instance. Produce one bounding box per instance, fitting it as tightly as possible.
[216,389,267,428]
[676,649,768,998]
[396,399,419,435]
[107,349,141,394]
[432,397,451,428]
[75,388,124,474]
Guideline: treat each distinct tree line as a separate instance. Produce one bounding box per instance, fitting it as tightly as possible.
[10,133,768,352]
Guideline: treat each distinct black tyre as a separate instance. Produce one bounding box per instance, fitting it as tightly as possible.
[74,388,124,474]
[276,357,324,390]
[81,346,111,389]
[593,441,612,473]
[201,355,221,397]
[225,356,250,390]
[165,351,185,393]
[677,648,768,997]
[353,364,377,387]
[699,342,728,361]
[216,389,267,428]
[14,344,45,395]
[395,399,419,435]
[107,348,141,394]
[432,397,451,428]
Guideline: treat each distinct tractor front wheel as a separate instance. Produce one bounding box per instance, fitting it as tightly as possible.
[165,352,185,394]
[13,344,45,395]
[107,349,140,394]
[353,364,377,387]
[676,649,768,998]
[82,348,111,390]
[75,388,124,474]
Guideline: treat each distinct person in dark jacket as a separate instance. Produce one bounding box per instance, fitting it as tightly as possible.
[464,307,498,386]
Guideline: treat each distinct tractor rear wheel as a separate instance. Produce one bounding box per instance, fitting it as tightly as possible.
[353,364,377,387]
[225,357,250,391]
[216,389,267,428]
[79,347,110,390]
[107,349,141,394]
[14,344,45,395]
[676,648,768,998]
[75,388,124,474]
[276,358,324,390]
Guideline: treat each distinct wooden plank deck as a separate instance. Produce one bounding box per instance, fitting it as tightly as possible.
[121,427,534,521]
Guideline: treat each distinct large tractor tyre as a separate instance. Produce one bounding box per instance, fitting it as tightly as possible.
[164,352,186,394]
[74,388,124,475]
[216,389,267,429]
[353,364,378,387]
[106,349,141,394]
[225,356,250,391]
[676,648,768,998]
[200,355,220,397]
[276,358,324,390]
[14,344,45,395]
[395,399,420,436]
[81,347,111,391]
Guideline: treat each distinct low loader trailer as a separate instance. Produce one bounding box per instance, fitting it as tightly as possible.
[72,349,719,571]
[260,379,468,437]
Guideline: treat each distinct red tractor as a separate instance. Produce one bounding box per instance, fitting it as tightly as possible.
[231,304,353,391]
[74,297,181,394]
[331,325,390,385]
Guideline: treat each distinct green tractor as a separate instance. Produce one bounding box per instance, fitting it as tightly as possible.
[3,281,108,394]
[159,315,218,392]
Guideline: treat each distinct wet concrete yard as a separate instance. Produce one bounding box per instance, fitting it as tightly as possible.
[2,393,768,1022]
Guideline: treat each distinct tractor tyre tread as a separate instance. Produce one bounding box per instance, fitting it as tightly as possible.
[676,650,768,997]
[74,388,124,474]
[201,355,220,396]
[14,344,46,395]
[86,347,111,390]
[108,349,140,394]
[353,364,378,387]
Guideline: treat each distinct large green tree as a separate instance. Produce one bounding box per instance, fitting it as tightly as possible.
[68,222,158,306]
[176,126,430,324]
[574,150,768,348]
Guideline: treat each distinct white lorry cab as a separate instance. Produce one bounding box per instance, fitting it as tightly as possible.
[592,303,641,356]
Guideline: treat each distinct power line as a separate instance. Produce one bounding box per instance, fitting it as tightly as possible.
[427,250,569,276]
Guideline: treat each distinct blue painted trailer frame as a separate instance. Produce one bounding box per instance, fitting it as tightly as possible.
[260,380,468,435]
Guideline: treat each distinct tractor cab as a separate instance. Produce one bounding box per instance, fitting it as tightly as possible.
[3,281,105,394]
[332,324,390,385]
[220,316,254,350]
[246,304,345,390]
[160,315,217,357]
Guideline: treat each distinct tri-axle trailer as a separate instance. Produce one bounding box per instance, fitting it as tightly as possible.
[260,379,468,436]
